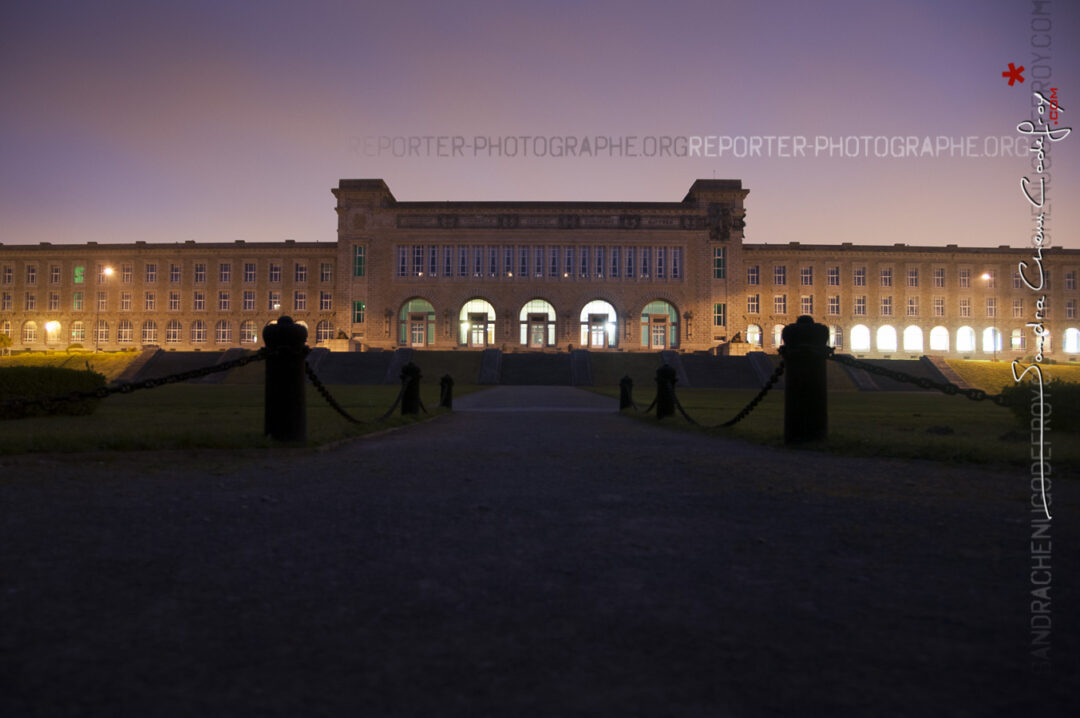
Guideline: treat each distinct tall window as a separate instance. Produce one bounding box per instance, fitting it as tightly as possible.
[959,297,971,317]
[854,296,866,315]
[25,292,36,311]
[218,291,230,311]
[655,247,665,279]
[907,268,919,287]
[746,265,759,286]
[986,297,996,318]
[120,263,132,283]
[713,302,726,327]
[671,248,681,279]
[193,291,205,311]
[1013,298,1024,318]
[958,268,971,288]
[984,269,996,288]
[320,262,333,282]
[119,292,132,311]
[319,291,332,311]
[880,268,893,287]
[747,294,759,314]
[194,263,207,283]
[827,295,839,315]
[907,297,918,316]
[853,267,866,286]
[774,294,787,314]
[48,292,60,311]
[145,292,156,311]
[880,296,893,316]
[933,296,945,317]
[71,292,83,311]
[713,247,725,279]
[170,264,181,283]
[191,320,206,344]
[397,247,408,277]
[933,267,945,288]
[269,262,282,282]
[295,262,307,283]
[268,291,281,311]
[353,300,365,323]
[145,263,157,283]
[49,265,61,284]
[294,291,306,311]
[168,291,180,311]
[826,266,839,286]
[773,265,786,285]
[800,296,813,315]
[353,246,365,277]
[800,267,813,286]
[243,263,256,282]
[243,290,255,311]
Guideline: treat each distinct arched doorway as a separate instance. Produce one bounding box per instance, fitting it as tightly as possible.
[956,326,976,353]
[580,300,617,348]
[902,325,923,353]
[459,298,495,347]
[400,298,436,347]
[851,324,871,353]
[929,326,949,352]
[876,325,897,353]
[639,300,677,349]
[519,299,556,348]
[746,323,762,348]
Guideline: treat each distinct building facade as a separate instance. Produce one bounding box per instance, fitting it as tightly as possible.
[2,179,1078,359]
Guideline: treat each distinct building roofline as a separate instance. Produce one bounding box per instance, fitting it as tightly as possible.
[743,242,1080,255]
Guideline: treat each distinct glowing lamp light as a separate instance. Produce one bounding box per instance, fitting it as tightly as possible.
[980,272,991,280]
[103,266,114,276]
[45,321,60,333]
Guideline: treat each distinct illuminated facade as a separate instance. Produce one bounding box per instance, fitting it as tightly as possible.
[2,179,1079,358]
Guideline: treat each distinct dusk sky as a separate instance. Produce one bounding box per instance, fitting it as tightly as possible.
[1,0,1076,249]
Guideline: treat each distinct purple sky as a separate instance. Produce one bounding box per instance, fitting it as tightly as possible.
[1,0,1076,248]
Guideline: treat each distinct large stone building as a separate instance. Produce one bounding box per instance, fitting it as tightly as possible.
[2,179,1078,360]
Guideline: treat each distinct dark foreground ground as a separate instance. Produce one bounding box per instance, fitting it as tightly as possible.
[1,387,1077,717]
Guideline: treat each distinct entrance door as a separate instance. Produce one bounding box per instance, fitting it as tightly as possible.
[527,313,547,348]
[468,312,488,347]
[409,313,427,347]
[649,316,667,348]
[588,313,608,348]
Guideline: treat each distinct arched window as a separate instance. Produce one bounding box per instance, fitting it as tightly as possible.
[1011,328,1026,351]
[577,299,617,348]
[902,326,923,353]
[746,324,762,347]
[215,320,232,344]
[851,324,871,352]
[166,320,182,344]
[519,299,556,347]
[876,325,897,352]
[70,321,85,343]
[982,327,1001,354]
[191,319,207,344]
[929,326,949,352]
[44,321,61,344]
[95,320,109,344]
[240,320,258,344]
[639,300,676,349]
[316,320,335,343]
[956,326,976,353]
[117,319,134,344]
[772,324,784,348]
[459,299,494,347]
[1064,328,1080,354]
[401,298,436,347]
[828,325,844,350]
[141,320,157,345]
[22,321,37,343]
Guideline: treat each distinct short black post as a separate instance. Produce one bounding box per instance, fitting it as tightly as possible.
[655,364,677,420]
[439,374,454,409]
[262,316,308,442]
[780,315,829,444]
[619,375,634,410]
[401,362,421,415]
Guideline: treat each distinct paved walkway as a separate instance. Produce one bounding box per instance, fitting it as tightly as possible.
[1,387,1076,716]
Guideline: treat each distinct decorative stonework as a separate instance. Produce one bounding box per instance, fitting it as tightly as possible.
[394,212,706,231]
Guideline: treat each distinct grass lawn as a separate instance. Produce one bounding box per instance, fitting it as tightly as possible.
[0,383,485,454]
[592,385,1077,469]
[0,351,139,382]
[947,358,1080,393]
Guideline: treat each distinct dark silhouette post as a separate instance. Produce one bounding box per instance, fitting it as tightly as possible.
[262,316,308,443]
[439,374,454,409]
[780,315,829,444]
[619,375,634,410]
[655,364,677,420]
[401,362,421,415]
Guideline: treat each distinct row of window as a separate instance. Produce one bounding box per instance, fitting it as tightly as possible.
[743,265,1077,290]
[742,323,1080,355]
[0,261,339,286]
[1,290,335,313]
[743,294,1075,319]
[395,245,684,280]
[7,319,339,345]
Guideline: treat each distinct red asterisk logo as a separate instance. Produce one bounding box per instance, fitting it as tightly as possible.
[1002,62,1025,86]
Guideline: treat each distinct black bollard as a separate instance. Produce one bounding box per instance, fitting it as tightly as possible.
[619,375,634,410]
[780,315,829,443]
[262,316,308,443]
[655,364,677,420]
[439,374,454,409]
[400,362,421,415]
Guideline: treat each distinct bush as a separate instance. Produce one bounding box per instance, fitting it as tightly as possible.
[997,377,1079,434]
[0,366,107,420]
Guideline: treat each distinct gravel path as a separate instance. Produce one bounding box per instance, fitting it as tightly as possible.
[1,386,1077,717]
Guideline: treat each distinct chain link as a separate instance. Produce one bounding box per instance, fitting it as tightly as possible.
[719,359,786,427]
[825,350,1009,406]
[0,349,269,415]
